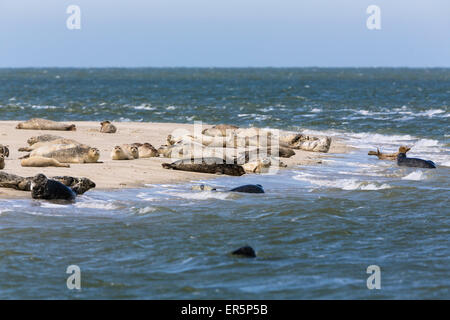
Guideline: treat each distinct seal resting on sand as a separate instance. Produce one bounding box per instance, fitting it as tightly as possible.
[27,134,64,145]
[368,146,411,160]
[0,145,9,158]
[231,246,256,258]
[51,176,96,195]
[111,146,135,160]
[19,138,84,152]
[100,121,117,133]
[202,124,240,137]
[31,174,76,201]
[26,146,100,164]
[397,152,436,169]
[230,184,265,193]
[162,157,245,176]
[0,155,4,170]
[131,143,158,158]
[16,118,76,131]
[120,145,140,159]
[21,157,70,168]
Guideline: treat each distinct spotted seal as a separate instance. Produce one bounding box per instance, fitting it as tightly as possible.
[111,146,135,160]
[0,144,9,158]
[100,121,117,133]
[162,157,245,176]
[21,156,71,168]
[31,174,76,201]
[27,134,64,145]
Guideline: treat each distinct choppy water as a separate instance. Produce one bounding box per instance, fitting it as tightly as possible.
[0,68,449,299]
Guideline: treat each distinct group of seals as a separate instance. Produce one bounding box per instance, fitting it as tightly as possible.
[111,143,158,160]
[16,118,76,131]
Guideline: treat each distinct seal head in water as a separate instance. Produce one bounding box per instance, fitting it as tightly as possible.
[231,246,256,258]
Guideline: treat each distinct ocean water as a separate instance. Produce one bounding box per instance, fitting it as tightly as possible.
[0,68,449,299]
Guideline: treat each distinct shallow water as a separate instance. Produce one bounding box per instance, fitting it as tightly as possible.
[0,68,449,299]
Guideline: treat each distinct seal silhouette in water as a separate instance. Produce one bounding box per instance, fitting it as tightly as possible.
[230,184,265,193]
[31,174,76,201]
[232,246,256,258]
[397,152,436,169]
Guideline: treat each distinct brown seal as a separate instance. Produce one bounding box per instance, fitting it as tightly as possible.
[100,121,117,133]
[16,118,76,131]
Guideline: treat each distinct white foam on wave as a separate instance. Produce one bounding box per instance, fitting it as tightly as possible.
[164,191,231,200]
[293,174,391,191]
[402,170,427,181]
[137,207,156,214]
[39,203,68,209]
[75,200,119,210]
[133,104,156,111]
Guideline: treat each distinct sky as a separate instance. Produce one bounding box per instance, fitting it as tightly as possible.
[0,0,449,67]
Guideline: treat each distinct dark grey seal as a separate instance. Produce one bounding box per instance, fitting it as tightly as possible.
[31,174,76,201]
[230,184,265,193]
[162,157,245,176]
[232,246,256,258]
[397,153,436,169]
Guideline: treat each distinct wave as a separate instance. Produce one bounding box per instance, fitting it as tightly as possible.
[293,174,391,191]
[402,170,428,181]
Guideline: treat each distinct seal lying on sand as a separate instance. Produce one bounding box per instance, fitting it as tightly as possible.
[131,143,158,158]
[0,172,95,195]
[19,138,84,152]
[26,145,100,163]
[0,145,9,158]
[0,155,4,170]
[100,121,117,133]
[368,146,411,160]
[120,145,140,159]
[111,146,135,160]
[21,156,70,168]
[202,124,240,137]
[397,153,436,169]
[16,118,76,131]
[31,174,76,201]
[27,134,64,145]
[162,157,245,176]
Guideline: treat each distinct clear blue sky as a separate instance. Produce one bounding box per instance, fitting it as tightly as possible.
[0,0,449,67]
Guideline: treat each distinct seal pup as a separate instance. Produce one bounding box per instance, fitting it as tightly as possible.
[16,118,76,131]
[132,143,158,158]
[111,146,134,160]
[27,134,64,146]
[29,146,100,164]
[100,121,117,133]
[397,152,436,169]
[0,154,4,170]
[368,146,411,160]
[31,174,76,201]
[162,157,245,176]
[21,157,70,168]
[230,184,265,194]
[0,145,9,158]
[231,246,256,258]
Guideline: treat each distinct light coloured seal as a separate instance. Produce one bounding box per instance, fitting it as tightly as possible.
[21,156,70,168]
[0,154,5,170]
[28,146,100,163]
[19,138,84,152]
[27,134,64,145]
[100,121,117,133]
[111,146,135,160]
[16,118,76,131]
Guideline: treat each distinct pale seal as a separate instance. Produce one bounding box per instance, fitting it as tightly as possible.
[16,118,76,131]
[111,146,134,160]
[27,134,64,146]
[21,157,70,168]
[19,138,84,152]
[28,146,100,163]
[100,121,117,133]
[31,174,76,201]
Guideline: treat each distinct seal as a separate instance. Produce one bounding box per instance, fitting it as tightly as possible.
[21,156,70,168]
[230,184,265,193]
[28,146,100,163]
[27,134,64,145]
[191,184,217,191]
[202,124,240,137]
[0,144,9,158]
[111,146,134,160]
[231,246,256,258]
[100,121,117,133]
[0,154,5,170]
[19,138,84,152]
[368,146,411,160]
[16,118,76,131]
[51,176,96,195]
[280,133,331,152]
[397,152,436,169]
[121,144,140,159]
[162,157,245,176]
[31,174,77,201]
[132,143,158,158]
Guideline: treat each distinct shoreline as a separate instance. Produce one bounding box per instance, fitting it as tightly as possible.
[0,121,351,199]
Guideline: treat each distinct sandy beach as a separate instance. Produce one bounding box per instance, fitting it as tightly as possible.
[0,120,349,199]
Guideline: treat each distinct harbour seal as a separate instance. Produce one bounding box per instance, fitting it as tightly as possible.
[21,157,70,168]
[100,121,117,133]
[280,134,331,152]
[230,184,265,193]
[27,134,64,145]
[29,146,100,163]
[51,176,96,195]
[368,146,411,160]
[397,153,436,169]
[111,146,135,160]
[132,143,158,158]
[0,155,4,170]
[16,118,76,131]
[31,174,76,201]
[19,138,84,152]
[162,157,245,176]
[231,246,256,258]
[0,144,9,157]
[121,144,140,159]
[202,124,240,137]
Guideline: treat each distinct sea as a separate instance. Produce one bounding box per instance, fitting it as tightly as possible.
[0,68,449,299]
